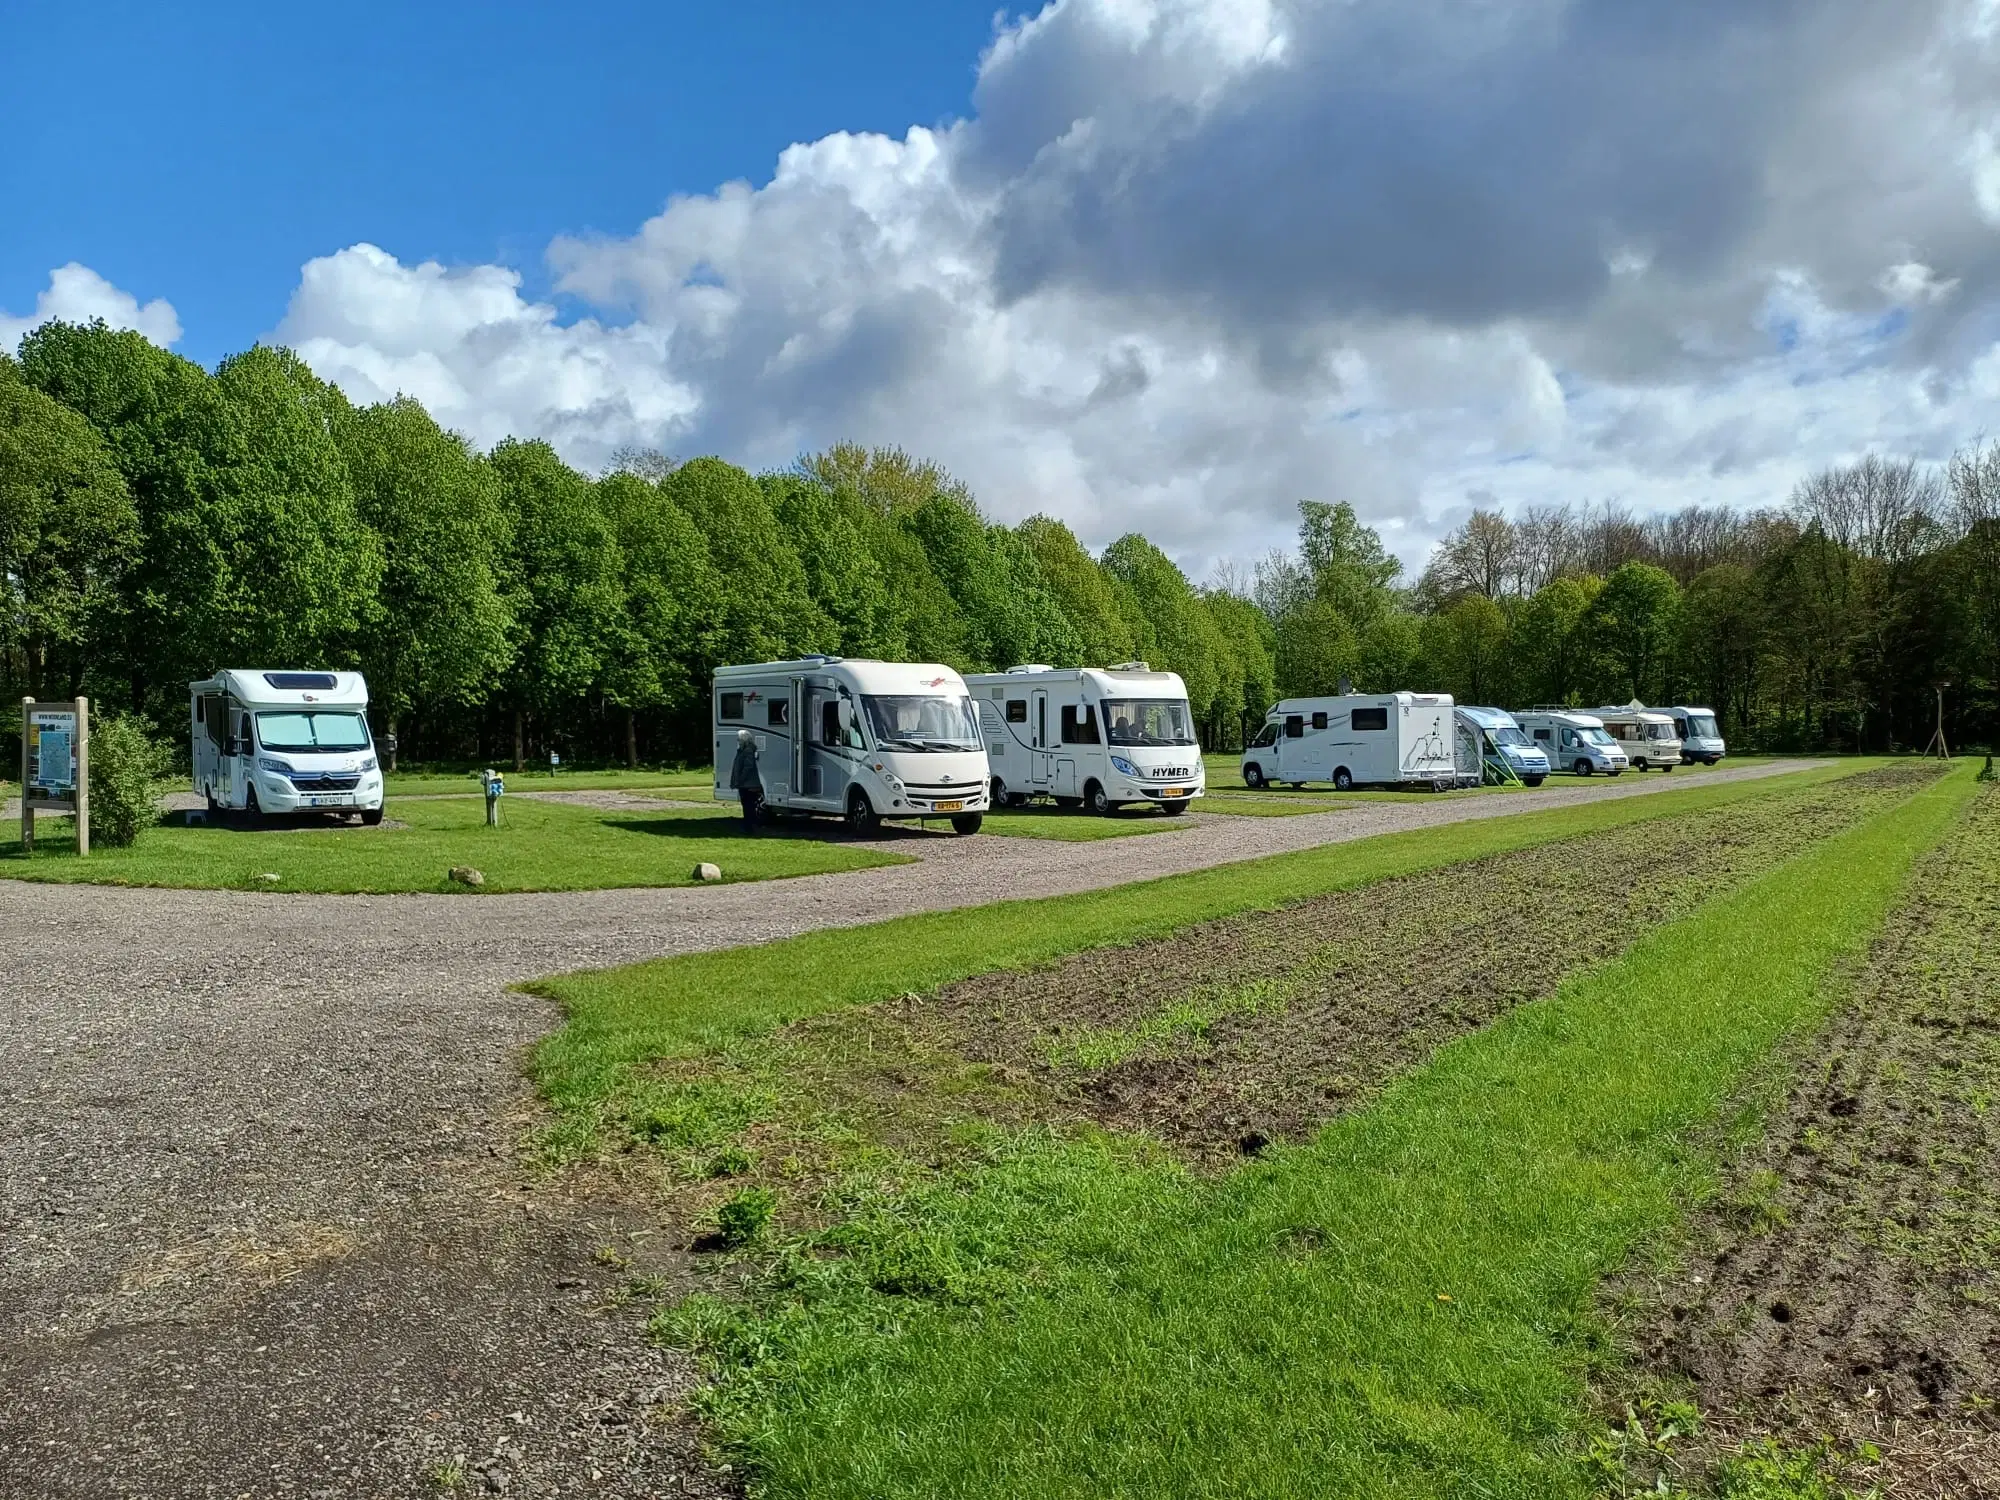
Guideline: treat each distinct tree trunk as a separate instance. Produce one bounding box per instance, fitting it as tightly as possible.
[513,708,525,772]
[625,707,638,769]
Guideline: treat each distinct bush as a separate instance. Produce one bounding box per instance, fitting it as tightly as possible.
[714,1186,777,1247]
[88,712,175,848]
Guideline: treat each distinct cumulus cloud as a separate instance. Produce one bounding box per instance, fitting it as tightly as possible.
[0,262,182,353]
[269,0,2000,574]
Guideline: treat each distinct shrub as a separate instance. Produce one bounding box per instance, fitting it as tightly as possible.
[88,712,175,848]
[715,1186,777,1247]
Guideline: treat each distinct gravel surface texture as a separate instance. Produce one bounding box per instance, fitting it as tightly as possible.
[0,760,1811,1498]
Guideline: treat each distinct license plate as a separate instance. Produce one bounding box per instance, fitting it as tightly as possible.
[306,794,352,807]
[1159,787,1185,798]
[934,799,964,812]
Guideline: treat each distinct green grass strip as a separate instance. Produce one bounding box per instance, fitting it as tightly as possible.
[686,765,1978,1500]
[529,762,1861,1126]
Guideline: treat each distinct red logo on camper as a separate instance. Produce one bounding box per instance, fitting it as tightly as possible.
[924,677,948,687]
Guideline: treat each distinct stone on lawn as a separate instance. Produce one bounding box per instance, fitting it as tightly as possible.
[448,865,486,887]
[692,862,723,882]
[255,872,281,884]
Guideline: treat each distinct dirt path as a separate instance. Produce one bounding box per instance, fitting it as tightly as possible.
[0,761,1813,1498]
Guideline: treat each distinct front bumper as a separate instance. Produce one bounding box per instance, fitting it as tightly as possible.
[889,788,990,816]
[1120,778,1203,802]
[255,773,385,812]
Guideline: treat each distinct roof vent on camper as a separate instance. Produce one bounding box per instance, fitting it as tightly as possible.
[1336,676,1353,697]
[263,672,339,690]
[1107,661,1151,673]
[1005,664,1055,674]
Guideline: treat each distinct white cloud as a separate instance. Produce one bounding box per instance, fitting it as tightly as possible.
[255,0,2000,577]
[0,263,181,353]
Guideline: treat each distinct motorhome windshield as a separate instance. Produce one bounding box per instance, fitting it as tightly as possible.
[1492,726,1530,747]
[255,710,370,752]
[862,694,980,751]
[1644,722,1676,741]
[1582,727,1617,746]
[1103,698,1196,747]
[1686,713,1718,738]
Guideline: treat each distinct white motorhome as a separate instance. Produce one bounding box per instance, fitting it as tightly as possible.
[1241,692,1458,792]
[966,663,1204,815]
[712,657,989,834]
[1513,710,1628,776]
[1583,704,1683,771]
[190,670,385,822]
[1456,706,1551,787]
[1664,706,1726,765]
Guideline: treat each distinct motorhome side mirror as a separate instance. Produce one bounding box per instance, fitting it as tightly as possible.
[223,737,240,757]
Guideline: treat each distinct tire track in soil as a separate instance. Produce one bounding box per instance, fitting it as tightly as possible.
[837,764,1948,1163]
[1601,781,2000,1499]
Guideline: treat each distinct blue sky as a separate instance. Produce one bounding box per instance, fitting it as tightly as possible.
[4,0,1001,365]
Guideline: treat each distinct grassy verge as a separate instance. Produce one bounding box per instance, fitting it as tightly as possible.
[384,767,715,797]
[980,806,1192,840]
[0,797,906,893]
[527,761,1862,1147]
[657,765,1976,1499]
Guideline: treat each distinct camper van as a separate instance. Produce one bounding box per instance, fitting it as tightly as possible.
[1583,705,1683,771]
[966,663,1203,815]
[190,670,385,822]
[1241,692,1458,792]
[1513,710,1629,776]
[712,658,989,834]
[1456,707,1551,786]
[1664,706,1726,765]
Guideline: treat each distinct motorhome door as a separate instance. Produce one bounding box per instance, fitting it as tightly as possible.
[805,686,848,808]
[790,678,807,800]
[1032,688,1051,787]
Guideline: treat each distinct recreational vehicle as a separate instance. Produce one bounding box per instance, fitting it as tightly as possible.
[1455,706,1551,786]
[1513,710,1628,776]
[966,663,1204,814]
[189,670,385,822]
[1241,692,1458,792]
[1583,705,1683,771]
[1664,706,1726,765]
[712,658,989,834]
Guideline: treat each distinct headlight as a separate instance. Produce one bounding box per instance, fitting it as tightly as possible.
[1110,755,1139,777]
[258,757,292,774]
[359,755,378,773]
[882,772,904,792]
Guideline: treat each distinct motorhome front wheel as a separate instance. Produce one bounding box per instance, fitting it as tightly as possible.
[1243,764,1266,789]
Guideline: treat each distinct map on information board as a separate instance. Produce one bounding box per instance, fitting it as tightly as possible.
[29,708,79,793]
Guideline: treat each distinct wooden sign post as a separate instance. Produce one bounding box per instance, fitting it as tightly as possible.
[20,697,89,856]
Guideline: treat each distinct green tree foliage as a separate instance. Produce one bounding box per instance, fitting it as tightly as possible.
[1588,561,1681,703]
[1017,515,1138,665]
[337,397,513,736]
[1199,588,1276,738]
[761,473,890,655]
[904,495,1080,670]
[86,709,175,848]
[1298,500,1401,627]
[1514,574,1607,706]
[1101,534,1222,718]
[1273,596,1360,698]
[1356,611,1422,694]
[799,441,972,518]
[0,356,139,698]
[666,457,830,664]
[597,471,720,763]
[1420,594,1513,705]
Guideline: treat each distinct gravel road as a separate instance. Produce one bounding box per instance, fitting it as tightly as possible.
[0,761,1813,1498]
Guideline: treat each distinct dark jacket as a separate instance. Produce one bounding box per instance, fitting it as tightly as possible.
[728,741,762,791]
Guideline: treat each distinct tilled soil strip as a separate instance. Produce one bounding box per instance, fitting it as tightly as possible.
[1607,782,2000,1499]
[889,765,1945,1160]
[670,767,1939,1196]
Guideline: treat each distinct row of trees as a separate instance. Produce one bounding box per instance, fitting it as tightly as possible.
[4,320,1995,765]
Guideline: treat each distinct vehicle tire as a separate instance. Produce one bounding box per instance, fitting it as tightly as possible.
[1662,763,1672,773]
[1575,760,1593,776]
[242,785,263,825]
[1524,775,1545,787]
[845,788,881,836]
[360,807,384,826]
[1431,778,1451,794]
[1243,763,1267,790]
[991,776,1007,806]
[1333,767,1354,792]
[1632,757,1647,771]
[205,789,222,821]
[1085,781,1113,815]
[1053,795,1082,810]
[950,812,983,835]
[1161,799,1189,815]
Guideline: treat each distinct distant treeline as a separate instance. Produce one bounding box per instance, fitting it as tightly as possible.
[3,319,1996,765]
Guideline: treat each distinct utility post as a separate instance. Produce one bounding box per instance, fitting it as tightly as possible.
[1924,683,1952,761]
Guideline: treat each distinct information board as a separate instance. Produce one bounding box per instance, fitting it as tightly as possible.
[19,697,89,856]
[31,709,77,792]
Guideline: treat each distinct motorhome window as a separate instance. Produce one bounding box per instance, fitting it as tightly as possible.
[719,692,744,720]
[254,711,370,752]
[1351,706,1389,732]
[1103,698,1196,747]
[1060,704,1101,745]
[1285,715,1304,738]
[1005,699,1028,723]
[767,699,789,727]
[203,696,224,742]
[1583,728,1617,746]
[1533,728,1550,742]
[1310,711,1328,730]
[1646,722,1675,740]
[820,701,841,745]
[1686,712,1718,738]
[862,694,981,751]
[1252,723,1279,748]
[262,672,338,691]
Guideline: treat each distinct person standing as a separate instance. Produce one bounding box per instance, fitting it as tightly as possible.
[729,728,763,832]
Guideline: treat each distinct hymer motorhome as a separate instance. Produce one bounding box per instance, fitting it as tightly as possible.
[1241,692,1458,791]
[1512,710,1629,776]
[966,663,1204,815]
[190,670,385,822]
[1582,704,1683,771]
[1664,706,1726,765]
[712,658,989,834]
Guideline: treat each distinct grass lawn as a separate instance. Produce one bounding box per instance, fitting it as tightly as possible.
[527,759,1866,1147]
[655,764,1975,1500]
[0,795,906,893]
[979,805,1193,840]
[384,766,716,798]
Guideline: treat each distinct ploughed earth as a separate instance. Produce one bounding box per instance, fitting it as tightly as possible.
[1604,781,2000,1499]
[636,765,1944,1232]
